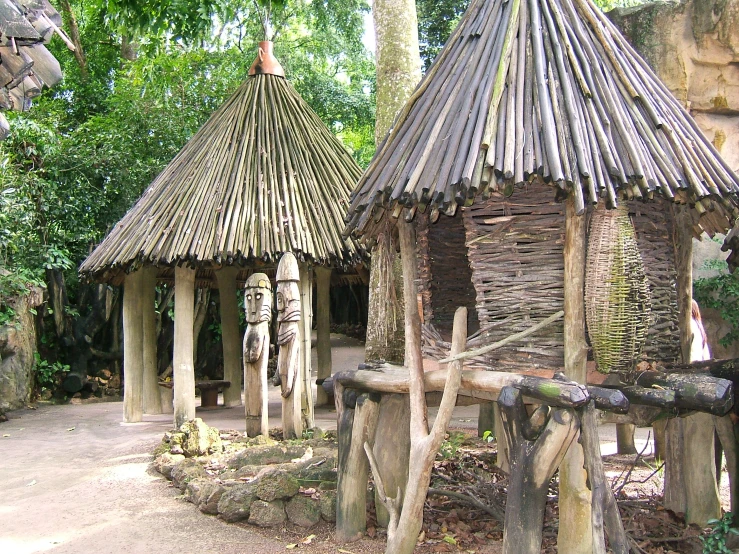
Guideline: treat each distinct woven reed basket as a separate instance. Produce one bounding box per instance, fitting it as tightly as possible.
[585,204,652,380]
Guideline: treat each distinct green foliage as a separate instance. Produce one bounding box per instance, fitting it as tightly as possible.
[438,431,466,459]
[701,513,739,554]
[481,429,494,443]
[34,352,70,391]
[694,260,739,347]
[417,0,469,70]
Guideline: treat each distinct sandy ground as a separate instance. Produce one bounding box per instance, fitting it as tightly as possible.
[0,334,656,554]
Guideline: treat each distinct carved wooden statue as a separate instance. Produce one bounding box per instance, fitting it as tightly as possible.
[243,273,272,437]
[276,252,303,439]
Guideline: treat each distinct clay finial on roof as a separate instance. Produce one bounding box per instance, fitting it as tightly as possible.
[249,40,285,77]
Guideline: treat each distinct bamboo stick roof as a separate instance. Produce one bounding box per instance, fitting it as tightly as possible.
[80,43,365,284]
[0,0,71,138]
[344,0,739,241]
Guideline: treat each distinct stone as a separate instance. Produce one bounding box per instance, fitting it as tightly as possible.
[179,418,222,457]
[285,495,320,528]
[248,499,286,527]
[319,489,337,522]
[255,470,299,501]
[185,478,225,515]
[154,452,185,479]
[0,284,43,411]
[217,482,257,523]
[226,443,308,468]
[170,458,207,491]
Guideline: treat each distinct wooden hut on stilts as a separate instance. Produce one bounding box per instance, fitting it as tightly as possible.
[342,0,739,549]
[80,42,365,431]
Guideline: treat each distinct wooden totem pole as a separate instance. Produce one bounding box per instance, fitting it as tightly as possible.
[243,273,272,437]
[276,253,303,439]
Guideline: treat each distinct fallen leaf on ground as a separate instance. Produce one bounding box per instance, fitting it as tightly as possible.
[300,534,316,544]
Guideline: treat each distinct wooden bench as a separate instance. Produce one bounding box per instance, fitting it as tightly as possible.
[195,380,231,408]
[157,380,232,409]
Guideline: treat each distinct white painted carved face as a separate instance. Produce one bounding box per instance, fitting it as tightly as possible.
[244,274,272,324]
[276,282,301,322]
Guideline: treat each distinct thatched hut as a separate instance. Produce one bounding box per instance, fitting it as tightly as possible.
[0,0,72,137]
[345,0,739,379]
[80,42,365,427]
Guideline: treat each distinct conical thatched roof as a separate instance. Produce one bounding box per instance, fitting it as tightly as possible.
[345,0,739,240]
[81,44,364,284]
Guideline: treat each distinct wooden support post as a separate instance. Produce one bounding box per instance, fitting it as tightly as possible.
[580,401,629,554]
[142,267,161,415]
[478,402,495,437]
[499,386,579,554]
[216,266,243,407]
[616,424,637,455]
[683,411,720,524]
[373,394,411,527]
[494,403,509,473]
[559,196,592,553]
[336,391,381,542]
[299,263,314,429]
[173,266,196,429]
[123,270,144,423]
[315,266,332,407]
[714,415,739,517]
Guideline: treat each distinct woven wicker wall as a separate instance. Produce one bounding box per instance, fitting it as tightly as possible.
[462,184,566,371]
[627,200,681,364]
[419,184,680,370]
[418,212,479,339]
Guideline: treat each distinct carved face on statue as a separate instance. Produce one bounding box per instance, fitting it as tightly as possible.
[276,282,301,323]
[275,252,301,324]
[244,273,272,324]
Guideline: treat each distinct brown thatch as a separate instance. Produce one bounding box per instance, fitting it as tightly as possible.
[80,60,364,285]
[344,0,739,240]
[0,0,70,137]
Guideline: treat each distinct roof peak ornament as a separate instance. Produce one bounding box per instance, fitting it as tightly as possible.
[249,41,285,77]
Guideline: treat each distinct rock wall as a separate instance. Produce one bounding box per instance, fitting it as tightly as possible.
[610,0,739,359]
[0,287,44,411]
[609,0,739,174]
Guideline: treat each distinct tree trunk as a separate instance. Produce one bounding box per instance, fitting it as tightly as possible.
[682,412,720,525]
[173,267,196,429]
[368,0,422,528]
[558,196,592,553]
[58,0,88,78]
[216,267,242,407]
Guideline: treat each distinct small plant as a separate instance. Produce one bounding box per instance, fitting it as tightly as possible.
[438,431,466,459]
[482,430,495,443]
[701,513,739,554]
[34,352,70,391]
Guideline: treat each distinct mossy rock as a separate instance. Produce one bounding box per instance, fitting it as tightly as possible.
[170,458,208,491]
[154,452,185,479]
[248,499,286,527]
[227,444,309,469]
[319,490,337,522]
[185,478,225,515]
[217,482,257,523]
[286,495,321,528]
[180,418,222,457]
[255,470,300,501]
